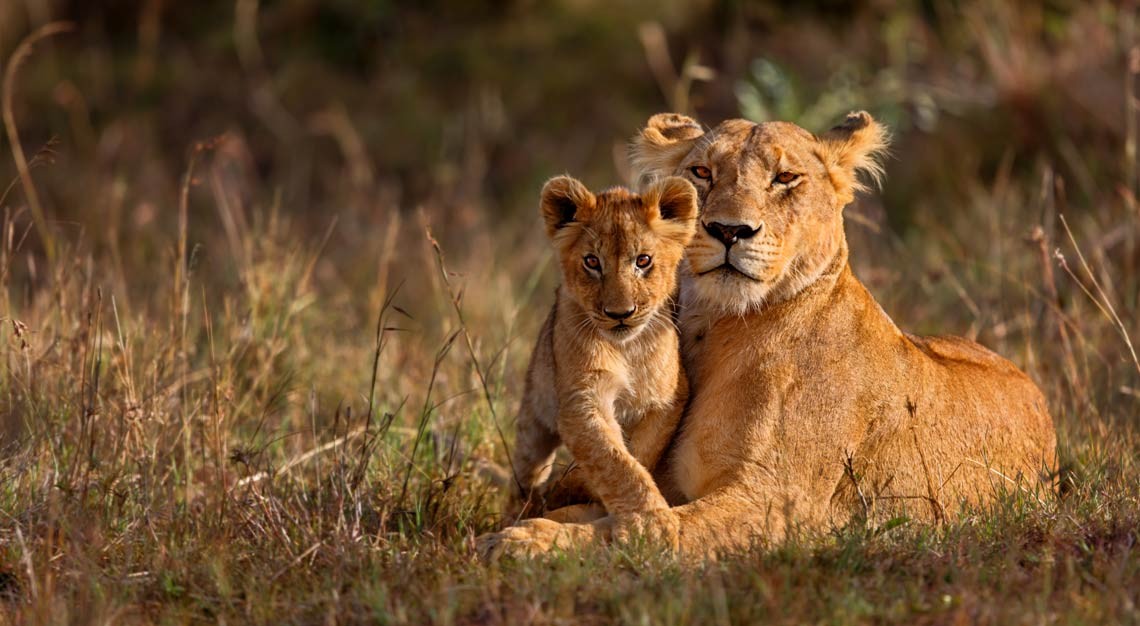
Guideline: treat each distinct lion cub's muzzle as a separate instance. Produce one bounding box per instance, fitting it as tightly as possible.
[595,307,651,341]
[603,306,637,320]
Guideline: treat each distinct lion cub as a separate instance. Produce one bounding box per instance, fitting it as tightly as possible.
[508,175,697,525]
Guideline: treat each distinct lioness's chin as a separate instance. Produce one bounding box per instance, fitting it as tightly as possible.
[686,271,771,316]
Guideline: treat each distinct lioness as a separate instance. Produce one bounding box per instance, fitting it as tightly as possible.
[505,175,698,531]
[479,111,1057,560]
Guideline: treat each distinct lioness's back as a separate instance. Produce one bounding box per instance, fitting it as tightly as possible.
[905,333,1019,372]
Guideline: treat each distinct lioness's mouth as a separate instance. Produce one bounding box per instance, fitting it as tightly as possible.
[697,263,759,281]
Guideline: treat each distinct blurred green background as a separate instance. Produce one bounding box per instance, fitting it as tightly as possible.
[2,0,1132,234]
[2,0,1137,413]
[4,0,1138,404]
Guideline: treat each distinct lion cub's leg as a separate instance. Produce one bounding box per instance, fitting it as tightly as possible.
[558,374,671,518]
[628,375,687,475]
[537,463,596,509]
[507,402,560,520]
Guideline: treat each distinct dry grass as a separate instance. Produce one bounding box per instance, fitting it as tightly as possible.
[1,2,1139,624]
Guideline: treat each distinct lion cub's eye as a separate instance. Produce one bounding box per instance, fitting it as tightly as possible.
[774,171,799,185]
[636,254,652,269]
[583,254,601,271]
[690,166,712,180]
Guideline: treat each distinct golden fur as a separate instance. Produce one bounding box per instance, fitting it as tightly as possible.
[497,175,698,535]
[479,112,1057,560]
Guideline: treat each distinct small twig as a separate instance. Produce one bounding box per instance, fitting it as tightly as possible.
[1056,215,1140,378]
[78,288,103,499]
[14,526,37,602]
[269,542,322,583]
[638,22,678,109]
[234,427,367,489]
[637,22,714,114]
[203,290,227,523]
[842,450,870,521]
[1029,225,1085,403]
[426,227,524,496]
[2,21,73,262]
[396,329,459,511]
[1125,14,1139,201]
[962,458,1047,506]
[352,283,401,490]
[906,398,944,524]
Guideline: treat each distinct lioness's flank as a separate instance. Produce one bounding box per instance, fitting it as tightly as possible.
[504,175,698,531]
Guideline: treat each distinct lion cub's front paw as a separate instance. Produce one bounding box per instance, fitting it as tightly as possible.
[612,508,680,552]
[501,494,544,527]
[540,468,595,509]
[476,518,572,562]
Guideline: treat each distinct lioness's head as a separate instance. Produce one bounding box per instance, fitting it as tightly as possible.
[631,111,889,315]
[540,175,698,342]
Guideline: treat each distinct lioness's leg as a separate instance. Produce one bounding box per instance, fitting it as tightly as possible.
[544,503,607,523]
[557,384,671,517]
[541,486,793,557]
[668,485,812,557]
[480,485,805,560]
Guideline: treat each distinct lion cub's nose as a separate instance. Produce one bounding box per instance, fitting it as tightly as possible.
[704,222,758,247]
[604,306,636,320]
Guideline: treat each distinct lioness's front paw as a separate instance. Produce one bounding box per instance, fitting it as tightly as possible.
[612,508,680,552]
[476,518,573,562]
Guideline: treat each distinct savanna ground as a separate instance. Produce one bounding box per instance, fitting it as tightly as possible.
[0,1,1138,624]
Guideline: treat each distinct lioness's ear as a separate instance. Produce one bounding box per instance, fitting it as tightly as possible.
[540,175,594,239]
[630,113,705,189]
[816,111,890,206]
[643,176,698,246]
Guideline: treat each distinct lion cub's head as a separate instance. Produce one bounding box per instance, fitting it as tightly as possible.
[540,175,698,342]
[631,111,889,315]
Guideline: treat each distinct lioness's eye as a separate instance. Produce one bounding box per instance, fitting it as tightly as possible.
[690,166,712,180]
[636,254,652,269]
[583,254,601,270]
[774,171,799,185]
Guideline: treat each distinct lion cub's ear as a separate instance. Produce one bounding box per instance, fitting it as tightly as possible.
[631,113,705,189]
[540,175,595,240]
[816,111,890,206]
[642,176,698,246]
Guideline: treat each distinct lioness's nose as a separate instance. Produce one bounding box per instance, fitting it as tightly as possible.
[604,306,636,320]
[704,222,758,247]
